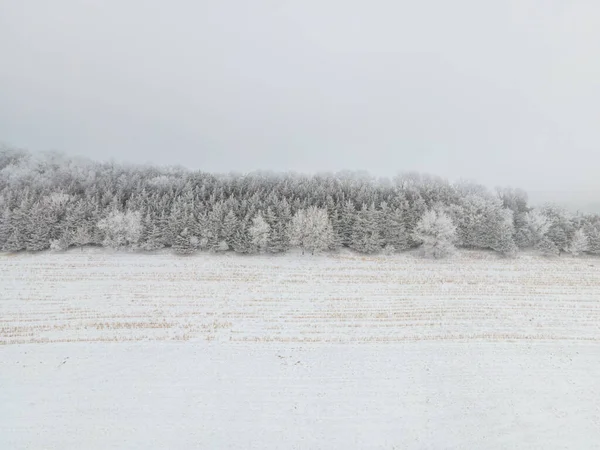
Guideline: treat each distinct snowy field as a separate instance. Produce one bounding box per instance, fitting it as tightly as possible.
[1,250,600,449]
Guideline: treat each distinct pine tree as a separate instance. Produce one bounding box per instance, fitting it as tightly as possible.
[542,205,574,254]
[584,223,600,255]
[379,202,409,252]
[0,208,11,249]
[141,215,166,251]
[232,216,252,254]
[264,207,286,253]
[324,195,341,250]
[338,200,356,248]
[221,209,238,251]
[3,201,29,252]
[206,201,226,251]
[350,203,382,254]
[71,226,92,249]
[487,208,518,257]
[173,227,196,255]
[536,236,559,257]
[25,202,51,251]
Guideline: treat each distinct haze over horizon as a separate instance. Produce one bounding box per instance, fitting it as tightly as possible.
[1,1,599,211]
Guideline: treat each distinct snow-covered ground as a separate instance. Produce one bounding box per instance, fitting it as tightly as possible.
[1,249,600,449]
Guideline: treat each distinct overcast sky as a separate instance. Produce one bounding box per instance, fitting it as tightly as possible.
[1,1,599,207]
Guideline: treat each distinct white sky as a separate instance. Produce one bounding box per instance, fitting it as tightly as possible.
[1,1,599,208]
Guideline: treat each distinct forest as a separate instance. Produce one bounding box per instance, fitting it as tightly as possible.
[1,146,599,258]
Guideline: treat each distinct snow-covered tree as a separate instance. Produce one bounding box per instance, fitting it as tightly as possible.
[173,227,197,255]
[71,226,92,249]
[25,202,51,251]
[249,213,271,253]
[97,210,142,249]
[569,228,589,256]
[413,209,457,259]
[5,145,584,260]
[351,203,382,254]
[522,210,550,249]
[288,206,333,255]
[379,201,409,252]
[221,209,238,251]
[583,222,600,255]
[49,236,70,252]
[338,200,356,248]
[232,217,252,254]
[536,236,559,257]
[264,206,289,253]
[541,205,574,254]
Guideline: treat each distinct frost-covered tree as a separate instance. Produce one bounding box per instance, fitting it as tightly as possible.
[522,210,550,249]
[264,206,289,253]
[379,201,409,252]
[351,203,382,254]
[338,200,356,248]
[221,209,238,251]
[25,201,51,251]
[2,200,30,252]
[49,235,70,252]
[97,210,142,249]
[249,213,271,253]
[288,206,333,255]
[0,208,11,248]
[71,226,92,249]
[583,222,600,255]
[3,145,580,259]
[413,209,457,259]
[232,215,252,254]
[569,228,589,256]
[449,194,517,256]
[536,236,559,257]
[173,227,197,255]
[206,201,227,251]
[541,205,574,254]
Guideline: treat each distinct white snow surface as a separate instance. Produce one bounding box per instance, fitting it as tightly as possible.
[1,249,600,449]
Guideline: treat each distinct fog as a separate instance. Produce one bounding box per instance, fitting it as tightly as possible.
[1,1,599,210]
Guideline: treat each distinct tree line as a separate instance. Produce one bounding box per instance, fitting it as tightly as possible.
[1,146,599,258]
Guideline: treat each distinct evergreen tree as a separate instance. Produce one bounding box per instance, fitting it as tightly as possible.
[232,216,252,254]
[288,207,333,255]
[221,209,238,251]
[535,205,575,254]
[173,227,197,255]
[350,203,382,254]
[0,208,11,248]
[338,200,356,248]
[584,223,600,255]
[536,236,559,257]
[264,207,285,253]
[3,200,29,252]
[141,213,166,251]
[26,202,51,251]
[379,202,409,252]
[206,201,226,251]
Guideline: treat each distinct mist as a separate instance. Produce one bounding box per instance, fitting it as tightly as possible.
[1,1,599,211]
